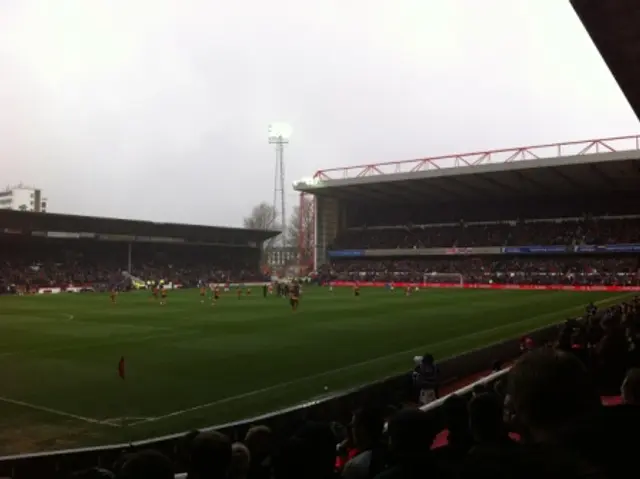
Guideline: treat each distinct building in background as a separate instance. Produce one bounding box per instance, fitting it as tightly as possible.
[265,246,298,268]
[0,185,47,212]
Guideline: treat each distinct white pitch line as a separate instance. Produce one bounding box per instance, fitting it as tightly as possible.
[0,396,119,427]
[129,294,629,427]
[103,416,154,426]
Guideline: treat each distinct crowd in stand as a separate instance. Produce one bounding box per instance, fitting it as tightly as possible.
[331,216,640,250]
[323,214,640,287]
[323,256,640,286]
[66,297,640,479]
[0,237,265,292]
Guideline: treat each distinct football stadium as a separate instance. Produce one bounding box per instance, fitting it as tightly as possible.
[1,1,640,478]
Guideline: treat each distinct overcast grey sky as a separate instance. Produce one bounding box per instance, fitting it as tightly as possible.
[1,0,638,227]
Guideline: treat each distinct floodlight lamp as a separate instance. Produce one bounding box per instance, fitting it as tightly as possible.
[268,122,292,140]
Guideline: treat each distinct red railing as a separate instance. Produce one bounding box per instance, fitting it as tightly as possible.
[313,134,640,180]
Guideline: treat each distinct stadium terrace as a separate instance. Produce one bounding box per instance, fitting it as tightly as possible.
[0,210,279,293]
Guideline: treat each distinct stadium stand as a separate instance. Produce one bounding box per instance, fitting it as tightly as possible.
[322,257,640,286]
[0,210,275,294]
[297,148,640,294]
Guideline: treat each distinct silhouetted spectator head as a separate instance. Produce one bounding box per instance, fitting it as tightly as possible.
[116,450,173,479]
[274,422,336,479]
[296,422,337,474]
[443,393,469,433]
[387,408,436,461]
[229,442,251,479]
[245,425,273,479]
[245,425,273,459]
[442,394,473,455]
[351,405,385,449]
[176,430,200,471]
[187,431,232,479]
[468,393,507,443]
[421,353,434,366]
[508,348,599,442]
[622,368,640,405]
[274,436,305,479]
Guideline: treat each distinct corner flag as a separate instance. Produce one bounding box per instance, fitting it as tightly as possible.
[118,356,125,380]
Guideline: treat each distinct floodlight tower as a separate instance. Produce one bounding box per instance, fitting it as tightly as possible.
[268,123,291,245]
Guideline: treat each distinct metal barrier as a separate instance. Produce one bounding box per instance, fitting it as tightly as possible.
[420,368,510,413]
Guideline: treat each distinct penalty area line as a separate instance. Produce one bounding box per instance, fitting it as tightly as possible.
[0,396,120,428]
[128,293,630,428]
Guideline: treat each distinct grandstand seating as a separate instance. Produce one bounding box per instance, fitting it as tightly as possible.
[324,214,640,287]
[331,216,640,250]
[0,235,265,292]
[324,257,639,286]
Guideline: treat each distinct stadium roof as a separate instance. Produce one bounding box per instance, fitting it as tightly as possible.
[294,135,640,202]
[571,0,640,121]
[295,2,640,204]
[0,210,279,245]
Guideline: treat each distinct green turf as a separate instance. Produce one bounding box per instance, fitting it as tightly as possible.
[0,287,628,455]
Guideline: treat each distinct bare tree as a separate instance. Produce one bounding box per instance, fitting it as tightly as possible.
[18,204,28,211]
[244,202,280,249]
[243,202,278,229]
[286,197,313,258]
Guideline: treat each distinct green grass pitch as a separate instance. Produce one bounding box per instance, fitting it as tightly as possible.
[0,287,627,455]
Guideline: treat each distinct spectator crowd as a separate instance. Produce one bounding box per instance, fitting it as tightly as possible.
[0,236,265,293]
[332,216,640,250]
[323,215,640,287]
[324,257,640,286]
[65,297,640,479]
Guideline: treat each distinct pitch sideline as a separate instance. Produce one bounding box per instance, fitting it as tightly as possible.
[0,396,119,428]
